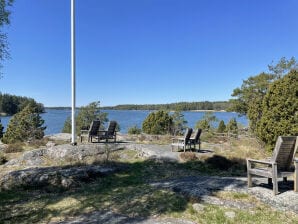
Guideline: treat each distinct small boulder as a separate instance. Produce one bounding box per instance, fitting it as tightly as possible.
[192,203,205,212]
[224,211,236,219]
[46,141,56,148]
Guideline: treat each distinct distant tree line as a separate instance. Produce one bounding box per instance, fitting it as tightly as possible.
[102,101,230,111]
[0,93,44,115]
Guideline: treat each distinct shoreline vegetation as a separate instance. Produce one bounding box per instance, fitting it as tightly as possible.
[44,101,231,112]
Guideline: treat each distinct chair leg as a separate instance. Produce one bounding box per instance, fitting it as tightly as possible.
[272,178,278,195]
[246,160,252,187]
[247,172,252,187]
[272,164,278,195]
[295,161,298,192]
[283,177,287,183]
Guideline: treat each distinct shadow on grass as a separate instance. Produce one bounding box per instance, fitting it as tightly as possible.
[0,155,248,223]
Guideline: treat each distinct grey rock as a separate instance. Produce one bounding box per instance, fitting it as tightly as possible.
[224,211,236,219]
[0,165,117,191]
[46,141,56,147]
[192,203,205,212]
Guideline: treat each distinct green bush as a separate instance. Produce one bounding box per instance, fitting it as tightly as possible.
[257,70,298,149]
[2,104,46,144]
[226,118,238,135]
[142,110,173,135]
[62,101,108,134]
[217,120,226,133]
[128,125,142,135]
[195,112,218,132]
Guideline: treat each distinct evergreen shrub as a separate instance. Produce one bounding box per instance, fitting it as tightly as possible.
[142,110,173,135]
[2,104,45,144]
[128,125,142,135]
[257,70,298,149]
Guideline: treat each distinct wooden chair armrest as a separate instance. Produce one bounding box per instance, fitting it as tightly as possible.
[172,137,184,143]
[247,158,275,166]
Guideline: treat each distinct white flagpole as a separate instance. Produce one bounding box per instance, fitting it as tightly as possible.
[71,0,76,145]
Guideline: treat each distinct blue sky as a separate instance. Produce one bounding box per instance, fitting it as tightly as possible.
[1,0,298,107]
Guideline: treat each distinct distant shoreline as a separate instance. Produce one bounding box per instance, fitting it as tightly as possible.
[44,101,230,112]
[189,110,227,112]
[44,108,228,113]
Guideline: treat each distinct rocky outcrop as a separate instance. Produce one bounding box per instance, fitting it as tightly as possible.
[0,165,117,191]
[4,143,126,167]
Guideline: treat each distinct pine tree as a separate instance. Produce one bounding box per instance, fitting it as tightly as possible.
[171,110,187,135]
[226,118,238,135]
[142,110,173,135]
[2,104,45,144]
[62,101,108,134]
[217,120,226,133]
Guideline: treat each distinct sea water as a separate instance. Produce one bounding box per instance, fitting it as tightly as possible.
[1,109,248,135]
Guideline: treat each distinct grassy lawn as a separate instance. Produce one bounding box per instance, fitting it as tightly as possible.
[0,136,297,223]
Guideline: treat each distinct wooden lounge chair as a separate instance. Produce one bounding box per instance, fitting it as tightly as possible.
[98,121,117,142]
[247,136,298,195]
[80,120,101,143]
[189,129,202,151]
[171,128,193,152]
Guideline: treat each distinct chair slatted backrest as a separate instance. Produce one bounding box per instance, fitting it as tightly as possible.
[271,136,298,171]
[89,120,101,135]
[184,128,193,143]
[107,121,117,135]
[193,129,202,143]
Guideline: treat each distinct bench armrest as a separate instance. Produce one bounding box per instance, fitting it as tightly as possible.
[172,137,185,143]
[247,158,275,166]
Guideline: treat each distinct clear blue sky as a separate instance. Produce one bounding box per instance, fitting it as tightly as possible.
[1,0,298,107]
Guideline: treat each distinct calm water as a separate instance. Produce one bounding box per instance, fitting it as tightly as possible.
[0,109,248,135]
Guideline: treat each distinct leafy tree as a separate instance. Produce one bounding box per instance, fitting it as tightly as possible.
[257,70,298,149]
[62,101,108,134]
[170,110,187,135]
[142,110,173,135]
[268,56,298,78]
[195,112,218,132]
[0,0,14,73]
[217,120,226,133]
[2,103,46,144]
[226,118,238,135]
